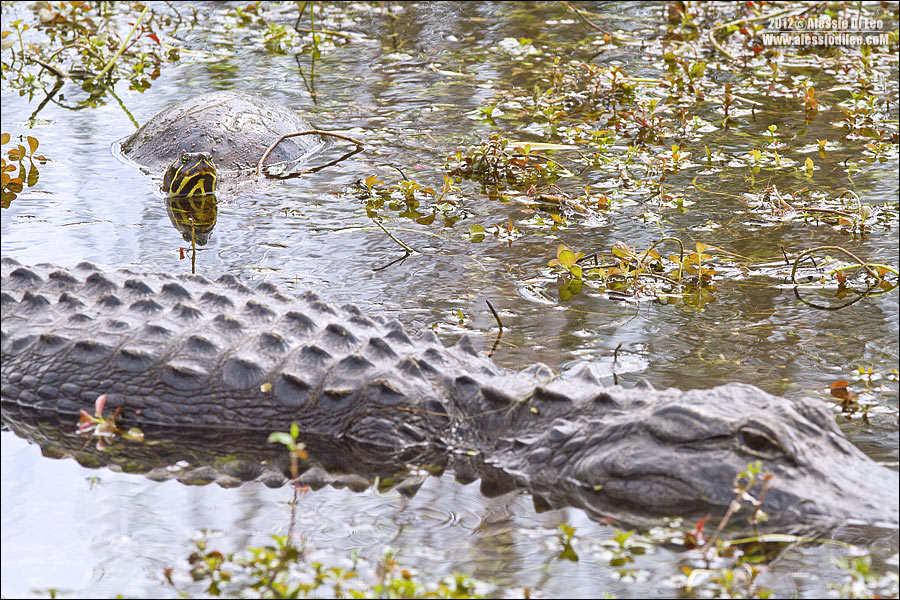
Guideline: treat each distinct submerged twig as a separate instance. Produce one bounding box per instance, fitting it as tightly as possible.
[485,300,505,358]
[265,146,363,180]
[371,252,410,273]
[558,0,608,34]
[294,27,365,41]
[485,299,503,331]
[27,54,69,79]
[372,218,415,254]
[790,245,881,285]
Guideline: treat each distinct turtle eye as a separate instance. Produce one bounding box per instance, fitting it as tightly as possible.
[181,154,189,163]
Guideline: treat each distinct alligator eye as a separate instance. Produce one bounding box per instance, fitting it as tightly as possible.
[739,427,782,458]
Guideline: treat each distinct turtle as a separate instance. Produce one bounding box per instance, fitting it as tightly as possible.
[119,90,327,196]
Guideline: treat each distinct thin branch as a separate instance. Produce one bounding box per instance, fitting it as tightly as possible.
[294,27,365,41]
[558,0,609,35]
[91,5,149,82]
[790,245,881,284]
[27,55,69,79]
[256,131,365,177]
[485,300,503,331]
[372,218,415,254]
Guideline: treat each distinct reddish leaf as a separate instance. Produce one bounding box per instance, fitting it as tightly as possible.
[829,381,858,403]
[693,515,710,533]
[95,393,107,416]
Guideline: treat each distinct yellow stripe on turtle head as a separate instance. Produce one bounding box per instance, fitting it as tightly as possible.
[163,152,217,197]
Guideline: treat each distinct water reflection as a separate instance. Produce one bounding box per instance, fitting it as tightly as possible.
[2,400,869,541]
[165,193,218,246]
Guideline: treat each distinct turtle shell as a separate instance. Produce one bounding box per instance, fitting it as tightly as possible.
[120,90,325,177]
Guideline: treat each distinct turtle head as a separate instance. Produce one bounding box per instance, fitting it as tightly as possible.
[163,151,217,197]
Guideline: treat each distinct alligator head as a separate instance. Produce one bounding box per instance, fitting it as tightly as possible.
[482,378,899,531]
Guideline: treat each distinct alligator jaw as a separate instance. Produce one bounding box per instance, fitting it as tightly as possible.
[590,475,707,510]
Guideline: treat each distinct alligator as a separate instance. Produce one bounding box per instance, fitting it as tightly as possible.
[2,257,898,531]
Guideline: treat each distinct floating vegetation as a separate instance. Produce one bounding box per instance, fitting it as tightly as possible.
[456,2,898,241]
[541,58,637,117]
[1,131,46,207]
[746,187,898,234]
[225,1,372,54]
[547,239,720,308]
[352,173,465,226]
[466,219,521,245]
[162,454,900,599]
[76,394,143,451]
[447,134,571,188]
[1,2,178,112]
[542,237,899,312]
[433,1,898,323]
[787,245,898,311]
[172,534,498,599]
[0,2,376,115]
[517,183,623,224]
[222,0,374,65]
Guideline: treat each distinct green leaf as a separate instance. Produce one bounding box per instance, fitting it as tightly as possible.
[612,529,635,548]
[364,174,382,188]
[558,542,579,562]
[26,163,39,186]
[558,248,576,268]
[268,432,294,446]
[558,276,582,301]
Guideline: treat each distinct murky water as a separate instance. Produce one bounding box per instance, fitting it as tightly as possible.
[2,2,898,597]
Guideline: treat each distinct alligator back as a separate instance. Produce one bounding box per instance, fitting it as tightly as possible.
[1,258,489,446]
